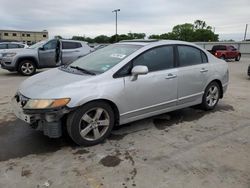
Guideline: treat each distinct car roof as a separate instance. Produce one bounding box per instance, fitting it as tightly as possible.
[118,39,199,47]
[61,39,87,43]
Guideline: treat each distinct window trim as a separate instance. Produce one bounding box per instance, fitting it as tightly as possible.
[176,44,209,68]
[113,44,177,78]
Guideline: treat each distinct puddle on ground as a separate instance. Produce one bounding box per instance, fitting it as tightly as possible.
[153,104,235,130]
[0,120,75,162]
[99,155,122,167]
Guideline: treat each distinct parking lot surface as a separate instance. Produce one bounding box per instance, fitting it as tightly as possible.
[0,58,249,188]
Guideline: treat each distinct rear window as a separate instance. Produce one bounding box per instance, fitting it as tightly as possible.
[62,41,82,49]
[212,45,226,51]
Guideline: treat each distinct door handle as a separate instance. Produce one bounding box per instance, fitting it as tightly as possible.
[165,73,177,79]
[200,68,208,73]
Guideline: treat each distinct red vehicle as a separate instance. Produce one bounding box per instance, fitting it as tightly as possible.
[208,45,241,61]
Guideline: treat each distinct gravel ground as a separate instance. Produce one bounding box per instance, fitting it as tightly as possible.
[0,58,249,188]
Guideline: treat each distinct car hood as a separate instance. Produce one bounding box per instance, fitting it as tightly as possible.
[19,68,94,99]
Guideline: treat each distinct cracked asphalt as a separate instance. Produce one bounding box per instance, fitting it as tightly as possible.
[0,57,249,188]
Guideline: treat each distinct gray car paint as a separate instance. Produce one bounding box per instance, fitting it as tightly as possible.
[16,40,229,125]
[1,39,93,71]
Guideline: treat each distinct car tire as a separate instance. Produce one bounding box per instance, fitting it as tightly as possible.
[18,60,36,76]
[201,82,221,111]
[66,101,115,146]
[235,54,241,61]
[220,55,226,61]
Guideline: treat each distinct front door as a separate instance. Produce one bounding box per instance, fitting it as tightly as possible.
[39,39,59,67]
[121,45,178,120]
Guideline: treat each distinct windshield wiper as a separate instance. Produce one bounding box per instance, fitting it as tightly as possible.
[69,66,96,75]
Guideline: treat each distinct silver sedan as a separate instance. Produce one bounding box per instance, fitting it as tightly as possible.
[12,40,229,146]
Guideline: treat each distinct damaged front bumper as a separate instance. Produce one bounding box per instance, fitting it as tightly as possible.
[11,96,72,138]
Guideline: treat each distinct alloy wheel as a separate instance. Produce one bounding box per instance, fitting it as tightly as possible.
[206,85,219,107]
[21,62,34,75]
[79,107,110,141]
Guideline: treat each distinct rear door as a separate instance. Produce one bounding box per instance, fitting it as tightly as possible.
[38,39,58,67]
[176,45,210,105]
[61,41,83,64]
[120,45,178,119]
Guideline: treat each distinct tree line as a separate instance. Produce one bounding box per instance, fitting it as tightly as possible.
[56,20,218,43]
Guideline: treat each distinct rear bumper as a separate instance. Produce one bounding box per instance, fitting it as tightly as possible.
[222,83,228,95]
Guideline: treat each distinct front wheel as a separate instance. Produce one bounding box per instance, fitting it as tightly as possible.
[66,101,115,146]
[18,60,36,76]
[201,82,221,110]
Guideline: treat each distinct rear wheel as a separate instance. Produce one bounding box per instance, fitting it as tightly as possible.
[18,60,36,76]
[67,101,115,146]
[235,54,241,61]
[201,82,220,110]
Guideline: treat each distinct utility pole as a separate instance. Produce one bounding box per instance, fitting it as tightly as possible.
[112,9,120,42]
[243,24,248,41]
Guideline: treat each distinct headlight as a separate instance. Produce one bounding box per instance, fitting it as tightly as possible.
[23,98,70,109]
[3,53,17,58]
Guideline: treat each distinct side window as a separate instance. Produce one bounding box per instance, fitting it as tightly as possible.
[178,46,204,67]
[114,63,132,78]
[62,42,82,49]
[0,44,7,49]
[8,44,19,49]
[43,40,57,50]
[133,46,174,72]
[18,44,25,48]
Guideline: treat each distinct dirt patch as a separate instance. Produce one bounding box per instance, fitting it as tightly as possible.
[125,151,135,166]
[73,149,89,155]
[21,168,32,177]
[108,133,128,141]
[99,155,122,167]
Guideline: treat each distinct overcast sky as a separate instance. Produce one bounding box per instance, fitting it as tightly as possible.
[0,0,250,41]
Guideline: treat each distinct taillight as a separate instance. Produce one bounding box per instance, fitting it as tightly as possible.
[215,52,217,56]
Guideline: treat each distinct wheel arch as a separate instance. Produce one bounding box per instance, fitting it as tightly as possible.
[207,79,223,98]
[15,56,39,70]
[77,99,120,126]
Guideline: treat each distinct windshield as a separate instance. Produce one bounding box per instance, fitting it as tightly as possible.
[28,40,47,49]
[69,44,142,74]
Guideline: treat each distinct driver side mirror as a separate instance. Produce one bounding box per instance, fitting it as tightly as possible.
[131,65,148,81]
